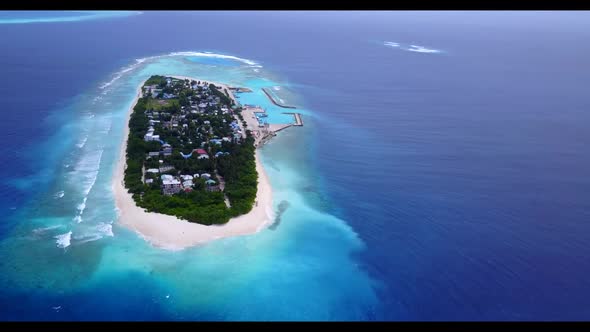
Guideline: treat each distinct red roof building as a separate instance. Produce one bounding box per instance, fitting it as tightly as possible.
[194,149,207,155]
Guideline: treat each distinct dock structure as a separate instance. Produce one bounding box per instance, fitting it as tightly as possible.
[228,86,253,93]
[269,124,292,132]
[240,104,303,148]
[262,88,297,109]
[248,106,266,114]
[283,112,303,126]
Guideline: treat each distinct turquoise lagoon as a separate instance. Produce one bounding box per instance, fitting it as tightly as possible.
[0,53,379,320]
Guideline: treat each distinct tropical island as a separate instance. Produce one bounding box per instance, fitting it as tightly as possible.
[113,75,303,248]
[123,75,256,225]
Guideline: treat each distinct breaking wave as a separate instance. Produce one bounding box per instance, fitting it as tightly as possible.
[169,51,261,67]
[407,44,441,53]
[384,41,400,48]
[0,11,141,25]
[97,222,114,237]
[32,225,62,235]
[383,41,442,54]
[76,135,88,148]
[73,222,114,244]
[99,61,143,89]
[99,51,262,89]
[74,149,104,197]
[70,149,104,224]
[55,231,72,248]
[75,197,87,223]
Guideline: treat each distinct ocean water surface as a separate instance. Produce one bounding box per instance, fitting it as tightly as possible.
[1,11,590,320]
[0,11,140,24]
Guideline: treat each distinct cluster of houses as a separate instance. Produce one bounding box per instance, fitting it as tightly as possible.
[145,160,220,195]
[140,76,245,196]
[156,172,217,195]
[144,78,180,99]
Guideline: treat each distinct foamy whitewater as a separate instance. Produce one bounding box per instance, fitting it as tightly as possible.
[383,41,442,54]
[55,231,72,249]
[99,51,261,91]
[0,11,141,25]
[0,52,379,320]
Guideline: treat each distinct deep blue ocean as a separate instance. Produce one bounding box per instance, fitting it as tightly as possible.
[1,11,590,320]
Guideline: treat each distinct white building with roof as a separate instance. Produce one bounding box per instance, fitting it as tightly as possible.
[180,175,193,181]
[162,179,181,195]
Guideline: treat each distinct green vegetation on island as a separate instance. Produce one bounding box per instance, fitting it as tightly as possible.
[123,75,257,225]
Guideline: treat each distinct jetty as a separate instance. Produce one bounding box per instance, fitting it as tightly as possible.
[268,124,292,133]
[268,113,303,132]
[266,112,304,134]
[283,112,303,126]
[262,88,297,109]
[241,105,304,147]
[228,86,253,93]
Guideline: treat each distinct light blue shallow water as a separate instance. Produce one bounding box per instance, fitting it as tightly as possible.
[2,11,590,321]
[0,53,379,320]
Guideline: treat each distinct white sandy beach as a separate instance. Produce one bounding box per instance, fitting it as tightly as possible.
[113,77,274,250]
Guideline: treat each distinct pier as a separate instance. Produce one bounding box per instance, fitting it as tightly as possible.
[269,123,292,132]
[262,88,297,109]
[228,86,253,93]
[240,104,303,148]
[268,113,303,133]
[283,112,303,126]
